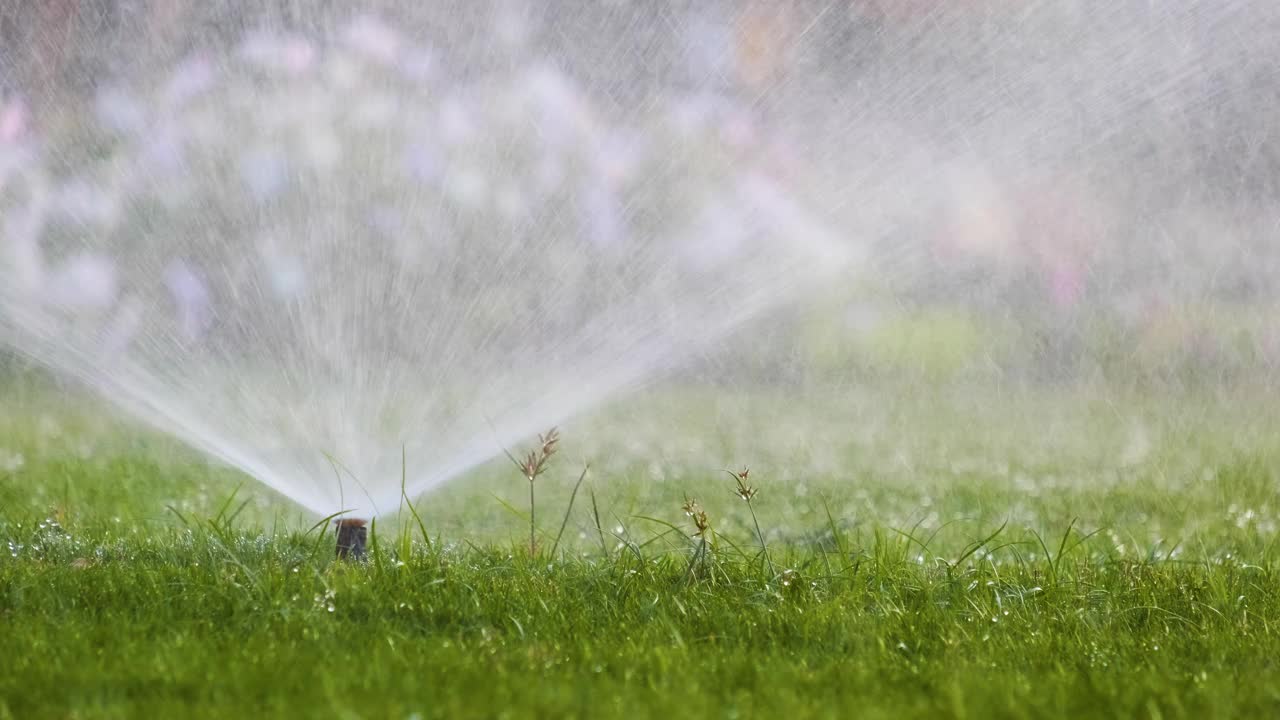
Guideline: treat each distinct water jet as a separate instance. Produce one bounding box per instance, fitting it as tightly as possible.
[0,12,854,518]
[0,3,1274,522]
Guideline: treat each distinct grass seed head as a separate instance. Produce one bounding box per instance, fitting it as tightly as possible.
[519,427,560,483]
[683,496,710,537]
[730,467,757,501]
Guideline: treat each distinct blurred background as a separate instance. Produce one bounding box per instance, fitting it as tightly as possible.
[3,0,1279,389]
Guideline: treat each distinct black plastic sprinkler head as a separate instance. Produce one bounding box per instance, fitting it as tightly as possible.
[335,519,368,560]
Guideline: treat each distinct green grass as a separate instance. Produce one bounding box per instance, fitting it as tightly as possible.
[3,382,1280,719]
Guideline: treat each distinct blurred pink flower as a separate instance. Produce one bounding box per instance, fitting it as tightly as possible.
[1019,181,1102,310]
[1048,263,1085,309]
[0,99,28,143]
[240,33,315,75]
[280,38,316,74]
[720,109,757,150]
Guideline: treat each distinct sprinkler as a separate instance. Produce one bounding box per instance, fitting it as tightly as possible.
[335,519,368,560]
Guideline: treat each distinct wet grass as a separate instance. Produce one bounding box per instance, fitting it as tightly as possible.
[3,384,1280,718]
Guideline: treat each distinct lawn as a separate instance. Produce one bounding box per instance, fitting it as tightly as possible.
[2,380,1280,719]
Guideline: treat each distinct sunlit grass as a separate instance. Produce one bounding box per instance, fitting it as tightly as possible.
[2,383,1280,718]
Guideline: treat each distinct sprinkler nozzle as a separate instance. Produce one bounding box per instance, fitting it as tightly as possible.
[335,519,368,560]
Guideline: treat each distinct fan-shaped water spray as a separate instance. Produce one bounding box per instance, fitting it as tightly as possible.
[2,2,1277,518]
[0,12,856,517]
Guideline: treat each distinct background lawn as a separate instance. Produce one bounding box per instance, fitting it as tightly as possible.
[3,379,1279,719]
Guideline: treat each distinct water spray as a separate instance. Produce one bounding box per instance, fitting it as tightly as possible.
[1,6,1268,522]
[335,519,368,560]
